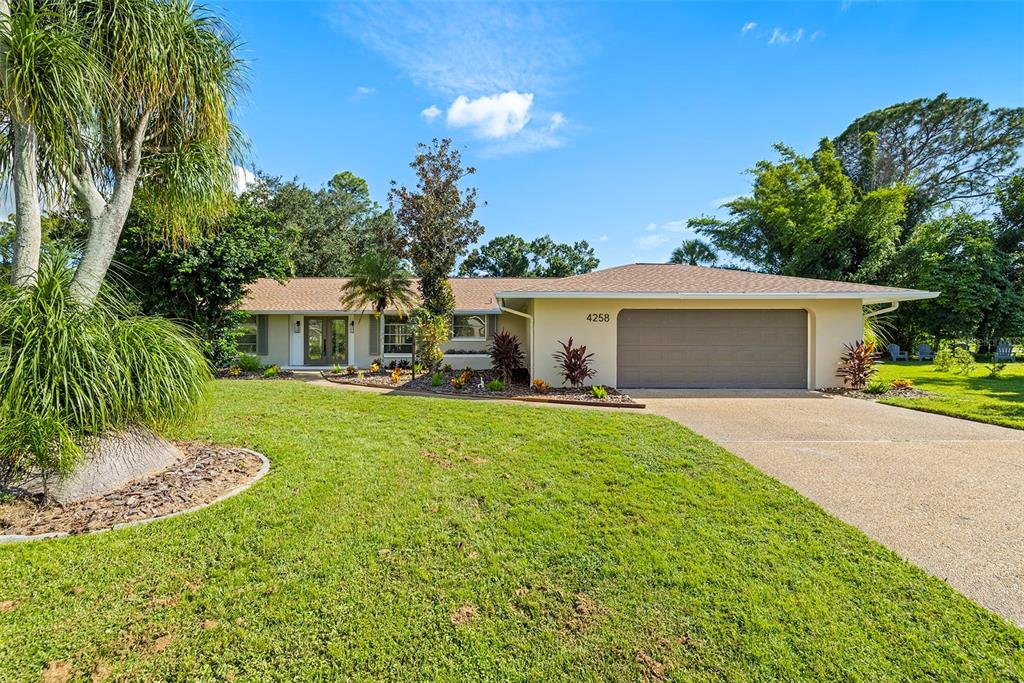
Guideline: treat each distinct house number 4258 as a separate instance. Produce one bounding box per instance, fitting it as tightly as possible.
[586,313,610,323]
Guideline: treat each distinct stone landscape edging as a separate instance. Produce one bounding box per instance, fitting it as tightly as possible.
[0,448,270,545]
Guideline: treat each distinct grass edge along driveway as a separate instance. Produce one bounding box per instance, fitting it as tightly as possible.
[876,361,1024,430]
[1,381,1021,681]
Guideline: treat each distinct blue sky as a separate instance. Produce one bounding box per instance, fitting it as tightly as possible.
[215,1,1024,268]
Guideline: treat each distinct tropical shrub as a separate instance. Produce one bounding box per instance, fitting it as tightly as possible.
[532,378,551,394]
[952,347,976,375]
[985,360,1007,378]
[591,385,608,399]
[346,365,356,375]
[442,363,454,374]
[262,365,280,379]
[489,329,525,383]
[332,363,343,374]
[413,309,450,371]
[890,378,914,390]
[485,378,505,392]
[450,376,467,391]
[390,368,402,384]
[865,379,890,395]
[237,353,261,373]
[369,361,381,374]
[431,372,443,387]
[0,252,210,501]
[836,340,877,389]
[933,347,954,371]
[413,362,425,375]
[552,338,596,388]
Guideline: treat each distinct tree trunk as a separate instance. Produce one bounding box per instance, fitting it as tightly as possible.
[70,198,133,305]
[9,120,42,285]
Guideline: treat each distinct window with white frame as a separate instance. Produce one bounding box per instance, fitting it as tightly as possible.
[237,318,258,354]
[383,315,413,354]
[451,314,486,340]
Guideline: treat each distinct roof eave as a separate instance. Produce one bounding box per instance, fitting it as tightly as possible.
[496,290,941,303]
[241,307,504,315]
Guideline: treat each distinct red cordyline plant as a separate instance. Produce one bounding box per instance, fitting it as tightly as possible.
[489,330,525,383]
[836,340,878,389]
[553,337,596,388]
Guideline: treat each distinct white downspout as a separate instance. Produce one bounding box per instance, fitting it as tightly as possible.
[498,300,534,380]
[864,301,899,318]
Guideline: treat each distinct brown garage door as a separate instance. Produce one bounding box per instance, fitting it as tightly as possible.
[617,309,807,388]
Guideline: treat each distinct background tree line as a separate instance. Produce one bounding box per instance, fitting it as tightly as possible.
[679,94,1024,350]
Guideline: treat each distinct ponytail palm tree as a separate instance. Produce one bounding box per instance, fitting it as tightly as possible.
[340,250,419,318]
[0,0,246,301]
[670,238,719,266]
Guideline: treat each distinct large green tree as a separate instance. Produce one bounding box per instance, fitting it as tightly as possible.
[390,138,484,315]
[115,200,294,365]
[248,171,394,277]
[458,234,599,277]
[833,95,1024,217]
[1,0,246,302]
[692,139,912,282]
[670,238,718,266]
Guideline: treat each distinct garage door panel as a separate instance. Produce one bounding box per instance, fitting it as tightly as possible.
[617,309,807,388]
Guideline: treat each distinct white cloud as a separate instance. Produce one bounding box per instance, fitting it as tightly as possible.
[232,165,256,195]
[599,234,608,242]
[710,194,741,208]
[421,104,442,120]
[549,112,567,130]
[741,21,757,34]
[810,30,824,41]
[769,27,805,45]
[447,91,533,139]
[331,2,583,96]
[351,85,376,100]
[633,219,700,251]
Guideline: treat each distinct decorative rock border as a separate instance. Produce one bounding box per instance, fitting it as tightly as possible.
[0,448,269,545]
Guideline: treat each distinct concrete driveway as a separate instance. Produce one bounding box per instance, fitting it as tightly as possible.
[636,390,1024,626]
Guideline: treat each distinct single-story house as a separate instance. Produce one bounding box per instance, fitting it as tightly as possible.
[240,263,937,389]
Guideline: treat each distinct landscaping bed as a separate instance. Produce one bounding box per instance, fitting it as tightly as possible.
[320,367,641,406]
[824,386,932,400]
[0,443,265,539]
[215,367,295,381]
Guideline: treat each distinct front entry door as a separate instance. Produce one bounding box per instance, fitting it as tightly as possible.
[304,317,348,366]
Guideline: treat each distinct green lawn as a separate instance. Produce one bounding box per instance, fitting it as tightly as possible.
[876,361,1024,430]
[1,382,1021,680]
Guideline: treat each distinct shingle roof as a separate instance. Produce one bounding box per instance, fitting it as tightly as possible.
[498,263,929,296]
[241,277,535,313]
[241,264,936,312]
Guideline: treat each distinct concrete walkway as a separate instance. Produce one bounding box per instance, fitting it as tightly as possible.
[635,390,1024,626]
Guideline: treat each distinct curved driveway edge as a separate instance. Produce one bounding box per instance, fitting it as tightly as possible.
[0,449,270,545]
[636,390,1024,627]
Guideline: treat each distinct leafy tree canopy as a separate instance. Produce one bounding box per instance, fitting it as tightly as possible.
[114,196,295,365]
[390,138,484,315]
[458,234,599,277]
[247,170,394,277]
[691,139,913,282]
[669,238,718,266]
[833,94,1024,214]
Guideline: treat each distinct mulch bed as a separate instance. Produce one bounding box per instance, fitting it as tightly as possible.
[321,368,641,406]
[0,443,264,538]
[823,386,932,400]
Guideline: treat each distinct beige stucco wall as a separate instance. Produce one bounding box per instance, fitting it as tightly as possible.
[529,298,864,389]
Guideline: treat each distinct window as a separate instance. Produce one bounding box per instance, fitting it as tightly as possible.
[383,315,413,354]
[237,318,258,354]
[452,314,486,340]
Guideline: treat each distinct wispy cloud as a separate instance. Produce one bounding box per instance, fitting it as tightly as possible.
[769,27,805,45]
[710,194,741,208]
[330,2,584,155]
[633,219,699,251]
[741,21,757,34]
[351,85,376,100]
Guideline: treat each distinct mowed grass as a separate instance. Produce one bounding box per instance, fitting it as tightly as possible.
[1,382,1021,681]
[876,361,1024,430]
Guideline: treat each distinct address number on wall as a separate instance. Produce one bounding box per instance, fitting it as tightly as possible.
[586,313,610,323]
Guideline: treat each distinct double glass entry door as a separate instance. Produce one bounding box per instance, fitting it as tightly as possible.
[304,317,348,366]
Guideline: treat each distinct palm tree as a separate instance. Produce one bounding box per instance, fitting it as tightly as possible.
[670,238,719,266]
[1,0,246,302]
[340,251,419,318]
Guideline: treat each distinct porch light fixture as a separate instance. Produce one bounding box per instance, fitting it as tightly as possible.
[294,321,301,333]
